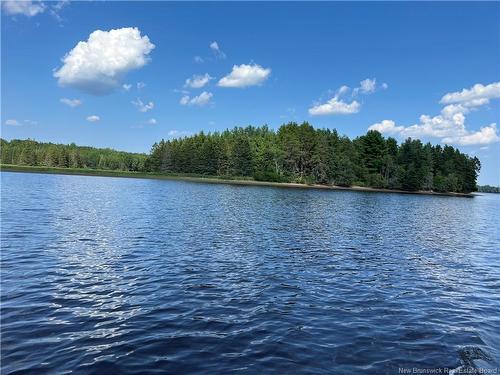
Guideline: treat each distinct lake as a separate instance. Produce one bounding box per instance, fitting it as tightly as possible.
[1,171,499,374]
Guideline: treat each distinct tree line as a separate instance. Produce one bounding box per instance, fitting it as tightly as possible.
[1,122,481,193]
[148,123,480,193]
[477,185,500,193]
[0,139,147,171]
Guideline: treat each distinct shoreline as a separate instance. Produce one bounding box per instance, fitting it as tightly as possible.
[0,164,475,198]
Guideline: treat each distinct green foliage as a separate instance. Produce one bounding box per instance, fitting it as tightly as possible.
[0,139,147,171]
[146,124,479,193]
[253,171,287,183]
[0,123,481,193]
[477,185,500,193]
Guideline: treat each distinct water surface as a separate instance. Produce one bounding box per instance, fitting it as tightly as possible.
[1,171,499,374]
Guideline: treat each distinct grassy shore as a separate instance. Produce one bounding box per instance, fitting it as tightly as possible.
[1,164,474,197]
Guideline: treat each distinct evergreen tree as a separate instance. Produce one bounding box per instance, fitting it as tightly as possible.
[1,123,481,194]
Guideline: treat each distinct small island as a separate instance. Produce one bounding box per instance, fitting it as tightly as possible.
[0,122,481,195]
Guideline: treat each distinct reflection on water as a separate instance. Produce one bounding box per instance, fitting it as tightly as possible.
[1,171,499,374]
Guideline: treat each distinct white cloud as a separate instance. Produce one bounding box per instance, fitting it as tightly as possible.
[194,56,204,63]
[137,81,146,90]
[48,0,69,22]
[123,83,132,91]
[369,110,468,140]
[440,82,500,105]
[218,64,271,88]
[132,98,154,112]
[2,1,45,17]
[309,97,360,116]
[190,92,213,106]
[209,41,226,59]
[54,27,155,95]
[60,98,82,108]
[368,120,404,134]
[4,119,37,126]
[148,118,157,125]
[442,125,500,146]
[86,115,100,122]
[209,41,219,51]
[184,73,213,89]
[4,119,20,126]
[2,1,69,21]
[353,78,384,96]
[52,0,68,12]
[310,78,384,116]
[338,85,350,95]
[369,82,500,146]
[359,78,376,94]
[180,91,213,106]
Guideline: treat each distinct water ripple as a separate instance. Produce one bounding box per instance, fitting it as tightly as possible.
[1,172,499,374]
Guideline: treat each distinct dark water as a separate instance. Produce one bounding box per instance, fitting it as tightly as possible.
[1,171,499,374]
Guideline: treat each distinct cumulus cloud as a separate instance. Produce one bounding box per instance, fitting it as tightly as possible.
[148,118,157,125]
[310,79,385,116]
[2,1,46,17]
[440,82,500,106]
[210,41,226,59]
[137,81,146,90]
[368,120,403,134]
[54,27,155,95]
[184,73,213,89]
[4,119,21,126]
[442,125,500,146]
[180,91,213,106]
[218,64,271,88]
[309,97,360,116]
[132,98,154,112]
[86,115,100,122]
[194,56,204,63]
[123,83,132,91]
[369,82,500,146]
[60,98,82,107]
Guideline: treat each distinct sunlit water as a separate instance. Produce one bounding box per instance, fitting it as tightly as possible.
[1,171,499,374]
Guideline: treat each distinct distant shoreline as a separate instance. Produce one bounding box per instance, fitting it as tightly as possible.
[0,164,475,198]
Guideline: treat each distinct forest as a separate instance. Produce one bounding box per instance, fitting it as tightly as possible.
[0,138,147,172]
[1,122,481,193]
[477,185,500,193]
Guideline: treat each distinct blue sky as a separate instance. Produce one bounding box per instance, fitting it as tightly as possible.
[1,1,499,184]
